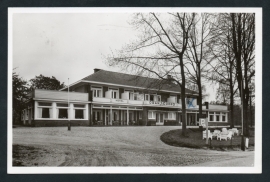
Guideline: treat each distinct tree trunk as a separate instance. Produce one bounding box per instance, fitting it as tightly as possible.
[243,96,250,136]
[197,65,203,124]
[180,55,187,137]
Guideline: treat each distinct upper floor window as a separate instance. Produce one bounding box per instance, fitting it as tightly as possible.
[109,88,119,99]
[170,95,177,103]
[145,94,150,101]
[91,86,102,98]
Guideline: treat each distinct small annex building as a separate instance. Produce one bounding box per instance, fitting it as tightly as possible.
[21,69,229,127]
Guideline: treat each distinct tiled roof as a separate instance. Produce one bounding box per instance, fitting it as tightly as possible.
[81,69,198,95]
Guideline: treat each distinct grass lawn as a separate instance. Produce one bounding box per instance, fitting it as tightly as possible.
[160,128,254,151]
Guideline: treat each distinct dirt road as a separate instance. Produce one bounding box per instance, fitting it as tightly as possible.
[12,126,254,166]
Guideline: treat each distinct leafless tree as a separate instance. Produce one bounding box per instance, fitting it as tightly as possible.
[107,13,195,136]
[184,13,214,121]
[206,13,255,132]
[206,13,239,128]
[230,13,255,136]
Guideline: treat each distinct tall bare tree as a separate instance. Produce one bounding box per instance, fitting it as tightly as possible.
[184,13,213,121]
[206,13,239,128]
[107,13,195,136]
[230,13,255,136]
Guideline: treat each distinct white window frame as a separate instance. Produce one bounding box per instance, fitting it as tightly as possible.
[145,94,150,101]
[91,86,103,98]
[157,95,161,102]
[148,111,156,119]
[209,112,215,122]
[139,111,142,119]
[109,88,119,99]
[215,112,221,122]
[167,112,176,120]
[37,102,53,119]
[73,104,86,120]
[221,112,227,122]
[170,95,177,103]
[56,103,69,119]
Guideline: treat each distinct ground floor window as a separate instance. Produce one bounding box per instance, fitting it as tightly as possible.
[148,111,156,119]
[42,108,50,118]
[38,107,52,118]
[75,110,84,119]
[168,112,176,120]
[58,109,68,119]
[38,102,52,119]
[222,113,226,121]
[139,111,142,119]
[93,111,102,121]
[209,112,227,122]
[74,104,86,119]
[209,112,214,122]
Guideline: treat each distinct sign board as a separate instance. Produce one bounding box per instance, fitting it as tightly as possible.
[199,118,206,127]
[186,98,197,108]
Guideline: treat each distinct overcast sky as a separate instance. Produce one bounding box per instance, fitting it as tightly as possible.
[12,12,217,101]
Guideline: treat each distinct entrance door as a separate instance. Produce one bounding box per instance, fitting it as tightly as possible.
[156,113,164,125]
[129,112,133,125]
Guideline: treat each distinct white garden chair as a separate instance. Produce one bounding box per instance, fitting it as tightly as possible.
[212,130,221,139]
[221,128,228,133]
[232,128,239,136]
[202,130,213,140]
[217,130,233,141]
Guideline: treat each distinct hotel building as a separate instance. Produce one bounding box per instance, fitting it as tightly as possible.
[21,69,229,127]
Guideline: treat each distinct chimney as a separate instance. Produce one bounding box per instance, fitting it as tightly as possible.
[167,74,172,80]
[205,102,209,109]
[94,68,101,73]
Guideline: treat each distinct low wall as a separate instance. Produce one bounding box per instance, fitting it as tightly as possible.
[33,120,89,127]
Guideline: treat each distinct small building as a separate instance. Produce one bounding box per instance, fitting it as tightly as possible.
[21,69,229,127]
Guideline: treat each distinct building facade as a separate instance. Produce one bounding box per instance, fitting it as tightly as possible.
[21,69,229,127]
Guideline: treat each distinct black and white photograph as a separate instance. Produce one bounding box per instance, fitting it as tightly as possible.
[8,8,262,173]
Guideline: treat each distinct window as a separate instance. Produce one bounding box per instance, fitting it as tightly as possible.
[109,88,119,99]
[139,111,142,119]
[56,103,69,119]
[129,92,134,100]
[93,110,101,121]
[41,108,49,118]
[168,112,176,120]
[216,112,220,122]
[222,113,226,122]
[75,110,84,119]
[91,86,102,98]
[209,112,214,122]
[148,111,156,119]
[74,104,86,119]
[37,102,52,119]
[150,95,154,101]
[58,109,68,119]
[145,94,150,101]
[170,96,177,103]
[157,95,161,102]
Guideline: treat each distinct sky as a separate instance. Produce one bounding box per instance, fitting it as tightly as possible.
[12,12,217,101]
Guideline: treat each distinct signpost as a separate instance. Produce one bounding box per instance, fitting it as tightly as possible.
[199,114,209,145]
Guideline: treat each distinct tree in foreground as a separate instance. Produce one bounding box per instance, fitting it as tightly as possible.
[230,13,255,136]
[107,13,195,136]
[13,71,29,124]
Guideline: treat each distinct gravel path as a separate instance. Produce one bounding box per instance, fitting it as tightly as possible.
[12,126,254,166]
